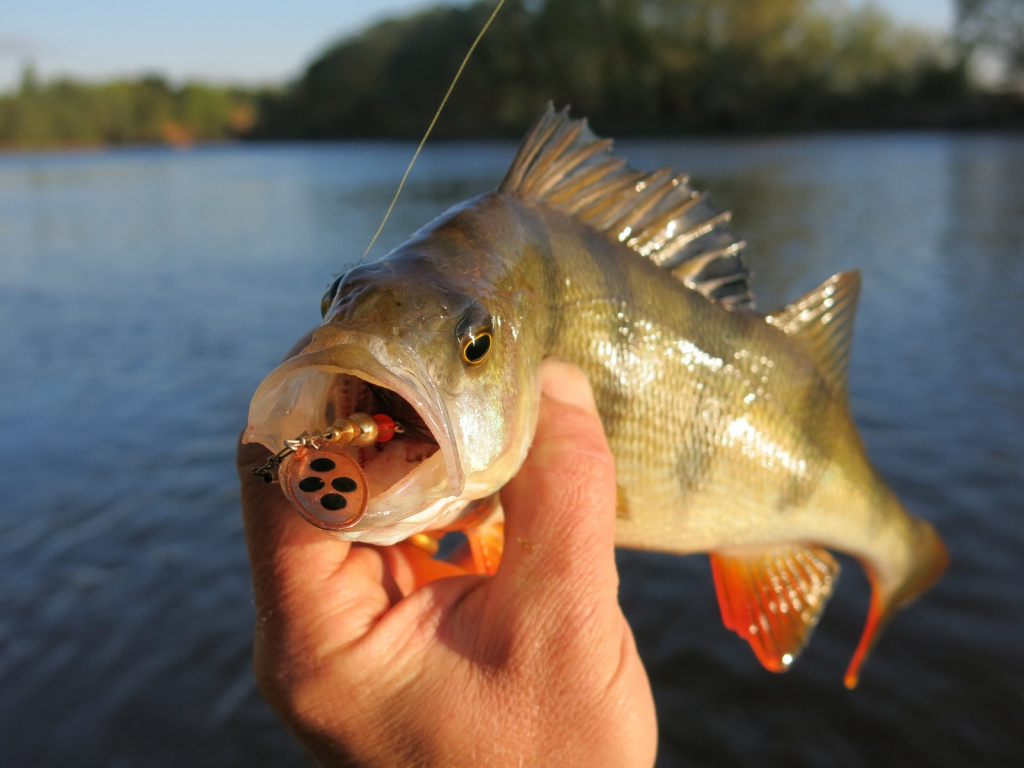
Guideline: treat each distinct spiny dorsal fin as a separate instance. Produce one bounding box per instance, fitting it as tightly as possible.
[766,271,861,394]
[710,544,840,673]
[500,104,754,310]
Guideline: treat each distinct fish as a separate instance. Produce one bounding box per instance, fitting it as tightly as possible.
[244,104,947,687]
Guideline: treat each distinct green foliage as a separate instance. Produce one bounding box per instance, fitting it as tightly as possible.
[253,0,982,138]
[0,71,257,149]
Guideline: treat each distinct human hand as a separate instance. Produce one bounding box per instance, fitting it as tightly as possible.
[237,359,657,767]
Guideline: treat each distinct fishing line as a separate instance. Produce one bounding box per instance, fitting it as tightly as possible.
[359,0,508,264]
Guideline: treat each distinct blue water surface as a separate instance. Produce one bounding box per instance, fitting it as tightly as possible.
[0,131,1021,767]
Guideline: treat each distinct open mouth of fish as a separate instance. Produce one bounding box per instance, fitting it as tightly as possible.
[244,338,464,540]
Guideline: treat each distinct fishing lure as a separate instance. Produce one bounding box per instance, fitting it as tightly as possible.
[252,413,403,530]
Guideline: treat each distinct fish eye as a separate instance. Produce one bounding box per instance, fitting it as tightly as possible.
[456,303,493,366]
[461,332,492,365]
[320,275,343,317]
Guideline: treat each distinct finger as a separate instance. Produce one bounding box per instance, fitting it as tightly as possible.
[496,360,618,605]
[238,437,353,584]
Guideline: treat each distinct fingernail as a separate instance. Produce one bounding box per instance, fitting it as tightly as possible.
[540,359,599,416]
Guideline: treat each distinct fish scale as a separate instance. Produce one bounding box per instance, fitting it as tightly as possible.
[534,207,810,542]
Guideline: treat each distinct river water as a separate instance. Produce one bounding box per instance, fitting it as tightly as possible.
[1,130,1022,766]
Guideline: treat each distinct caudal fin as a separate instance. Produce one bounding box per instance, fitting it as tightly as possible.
[844,518,948,688]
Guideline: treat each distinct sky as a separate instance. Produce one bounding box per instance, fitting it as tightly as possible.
[1,0,957,93]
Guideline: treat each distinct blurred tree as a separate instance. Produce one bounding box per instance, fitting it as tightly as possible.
[19,63,41,97]
[956,0,1024,84]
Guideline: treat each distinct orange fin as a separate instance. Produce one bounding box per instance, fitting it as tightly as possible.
[711,544,840,673]
[844,520,948,688]
[396,543,468,587]
[407,532,441,556]
[441,495,505,575]
[844,584,886,689]
[466,515,504,575]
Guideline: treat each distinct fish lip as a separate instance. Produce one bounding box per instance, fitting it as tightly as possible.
[244,332,465,518]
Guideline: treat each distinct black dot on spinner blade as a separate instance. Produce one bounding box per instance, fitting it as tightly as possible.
[309,458,336,472]
[332,477,358,493]
[298,477,325,493]
[320,494,347,511]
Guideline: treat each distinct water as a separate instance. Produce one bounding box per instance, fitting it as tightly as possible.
[1,132,1021,767]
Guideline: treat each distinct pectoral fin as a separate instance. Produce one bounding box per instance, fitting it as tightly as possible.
[466,515,504,575]
[710,544,840,672]
[442,495,505,575]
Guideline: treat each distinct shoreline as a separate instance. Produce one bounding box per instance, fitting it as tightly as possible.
[4,120,1024,156]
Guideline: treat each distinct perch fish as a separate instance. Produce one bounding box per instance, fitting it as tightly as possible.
[244,105,947,687]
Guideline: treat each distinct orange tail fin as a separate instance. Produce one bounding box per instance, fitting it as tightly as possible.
[844,519,948,688]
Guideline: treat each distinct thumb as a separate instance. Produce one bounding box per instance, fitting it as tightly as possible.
[497,360,618,604]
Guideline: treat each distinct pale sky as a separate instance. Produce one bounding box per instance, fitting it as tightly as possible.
[1,0,956,92]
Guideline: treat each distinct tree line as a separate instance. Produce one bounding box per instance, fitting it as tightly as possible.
[0,67,257,149]
[3,0,1023,150]
[254,0,1024,140]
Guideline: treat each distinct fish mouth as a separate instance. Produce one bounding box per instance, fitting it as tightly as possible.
[244,336,463,535]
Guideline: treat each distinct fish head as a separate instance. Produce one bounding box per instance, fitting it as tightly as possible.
[244,232,543,545]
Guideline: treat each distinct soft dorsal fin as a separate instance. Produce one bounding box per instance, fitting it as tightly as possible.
[766,271,861,394]
[710,544,840,673]
[500,104,754,310]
